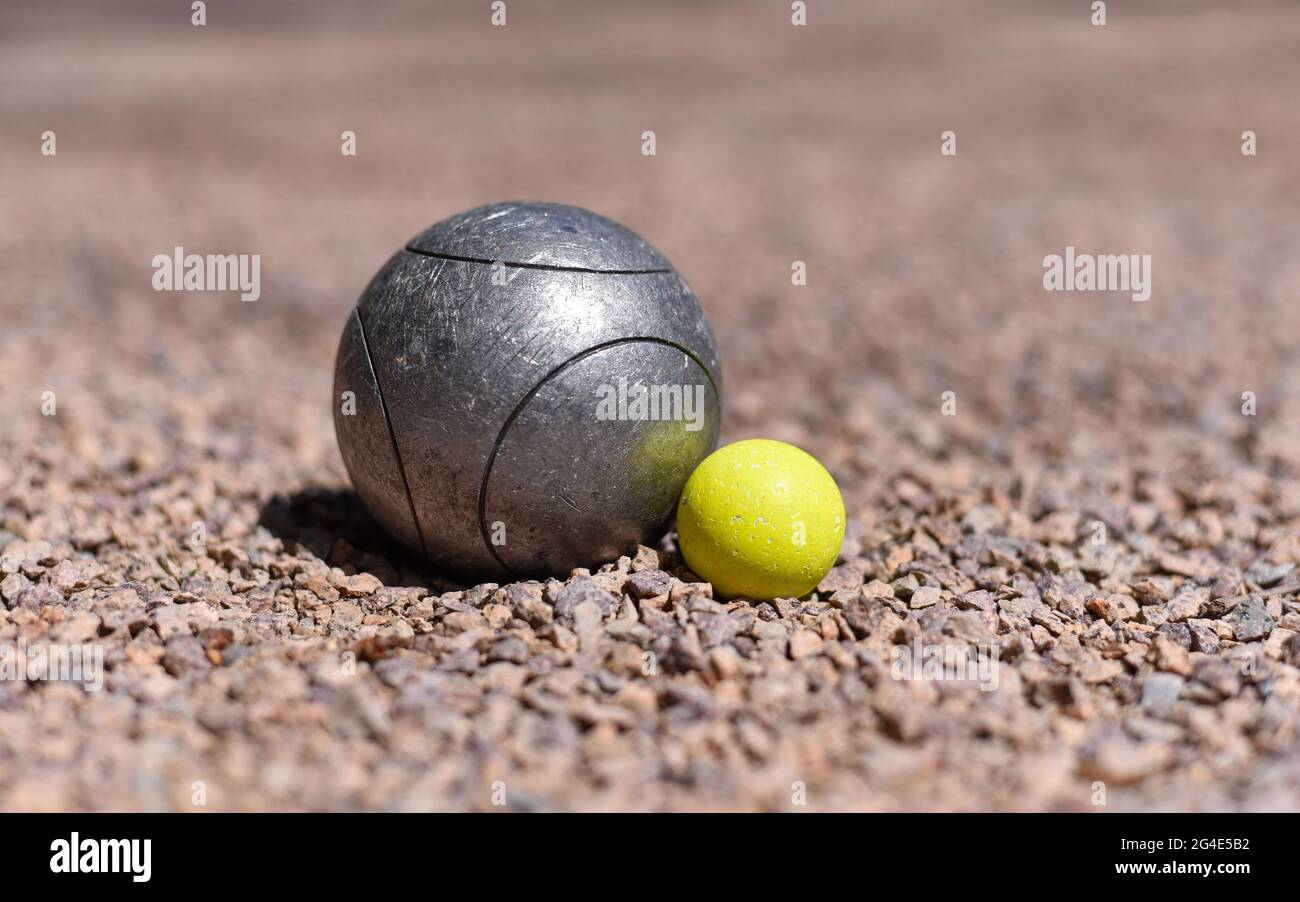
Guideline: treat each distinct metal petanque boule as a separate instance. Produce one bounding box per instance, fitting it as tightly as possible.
[333,201,722,580]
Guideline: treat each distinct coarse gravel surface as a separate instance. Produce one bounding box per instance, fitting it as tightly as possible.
[1,1,1298,811]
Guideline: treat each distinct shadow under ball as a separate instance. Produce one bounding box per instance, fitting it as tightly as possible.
[333,202,723,581]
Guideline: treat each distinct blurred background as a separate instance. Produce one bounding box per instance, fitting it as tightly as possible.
[2,0,1297,504]
[0,1,1297,810]
[2,0,1300,519]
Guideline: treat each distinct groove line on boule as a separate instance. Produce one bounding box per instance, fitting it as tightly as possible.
[477,335,719,577]
[355,307,432,565]
[403,245,673,275]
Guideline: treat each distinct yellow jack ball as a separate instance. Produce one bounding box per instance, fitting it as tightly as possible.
[676,439,845,601]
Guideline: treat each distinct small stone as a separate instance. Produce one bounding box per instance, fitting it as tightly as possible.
[999,594,1036,618]
[198,626,236,653]
[1149,635,1192,676]
[1,540,52,574]
[667,631,707,672]
[1080,737,1171,784]
[152,602,218,640]
[503,583,552,627]
[1078,654,1123,684]
[554,578,617,620]
[955,590,994,612]
[630,546,660,572]
[1245,560,1294,588]
[1226,596,1274,642]
[1282,633,1300,667]
[366,586,410,612]
[463,583,499,607]
[1155,621,1192,650]
[884,545,913,575]
[1209,575,1242,600]
[93,588,147,633]
[1,572,32,605]
[1087,594,1139,623]
[331,601,364,631]
[626,570,670,599]
[487,636,529,665]
[766,596,797,620]
[1158,553,1200,578]
[842,595,885,639]
[605,619,651,646]
[483,602,512,629]
[571,600,603,633]
[49,559,101,593]
[16,584,63,611]
[890,574,919,599]
[540,623,579,653]
[788,630,824,660]
[1188,620,1221,655]
[480,661,528,695]
[614,682,657,718]
[909,586,941,610]
[442,610,487,634]
[176,576,227,604]
[1140,605,1168,628]
[1132,577,1171,606]
[862,580,895,599]
[691,610,737,648]
[709,645,742,679]
[1141,673,1183,715]
[1191,657,1242,699]
[162,635,212,676]
[1164,588,1205,623]
[50,611,100,644]
[817,561,866,594]
[336,573,382,597]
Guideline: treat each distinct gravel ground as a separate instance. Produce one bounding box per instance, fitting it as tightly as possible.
[1,1,1298,811]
